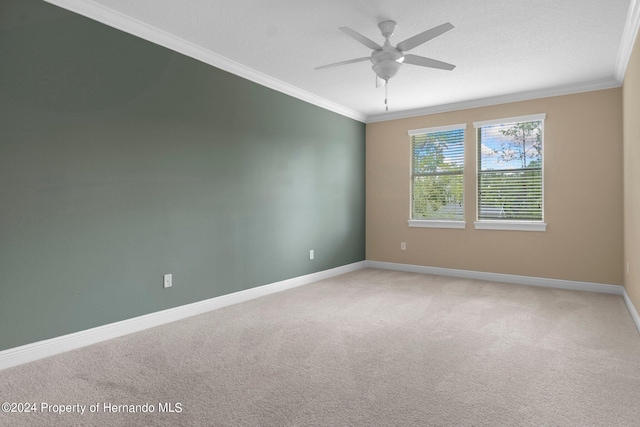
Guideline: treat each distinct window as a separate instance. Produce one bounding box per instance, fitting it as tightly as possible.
[408,124,466,229]
[474,114,547,231]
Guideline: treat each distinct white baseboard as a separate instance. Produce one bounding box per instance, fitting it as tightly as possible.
[623,289,640,334]
[365,260,640,334]
[3,259,637,371]
[0,261,366,371]
[365,260,624,294]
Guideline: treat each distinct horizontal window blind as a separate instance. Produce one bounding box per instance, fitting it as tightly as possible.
[475,115,544,221]
[410,124,466,221]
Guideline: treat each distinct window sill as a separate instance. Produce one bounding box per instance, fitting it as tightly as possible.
[474,221,547,232]
[408,220,466,229]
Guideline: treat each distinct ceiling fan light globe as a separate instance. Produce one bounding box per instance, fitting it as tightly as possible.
[372,59,402,81]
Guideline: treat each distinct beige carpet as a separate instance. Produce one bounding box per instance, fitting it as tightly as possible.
[1,268,639,426]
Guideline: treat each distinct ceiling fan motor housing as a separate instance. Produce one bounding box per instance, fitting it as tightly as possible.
[371,39,404,81]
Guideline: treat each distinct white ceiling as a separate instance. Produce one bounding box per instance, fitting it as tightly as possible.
[46,0,640,122]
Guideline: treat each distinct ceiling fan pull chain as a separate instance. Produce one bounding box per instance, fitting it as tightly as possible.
[385,79,389,111]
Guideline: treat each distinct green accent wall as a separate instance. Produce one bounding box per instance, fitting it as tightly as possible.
[0,0,365,351]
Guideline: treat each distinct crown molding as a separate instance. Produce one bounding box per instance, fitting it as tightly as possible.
[365,77,621,123]
[44,0,637,125]
[43,0,367,123]
[615,0,640,83]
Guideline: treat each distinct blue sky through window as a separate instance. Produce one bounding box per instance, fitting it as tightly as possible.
[479,122,542,171]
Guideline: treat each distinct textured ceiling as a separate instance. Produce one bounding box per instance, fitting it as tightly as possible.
[46,0,637,122]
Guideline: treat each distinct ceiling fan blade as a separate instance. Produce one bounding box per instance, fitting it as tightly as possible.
[403,54,455,71]
[396,22,454,52]
[315,57,371,70]
[339,27,383,50]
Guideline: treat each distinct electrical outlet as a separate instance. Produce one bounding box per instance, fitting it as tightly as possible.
[163,273,172,288]
[401,242,406,251]
[309,250,314,260]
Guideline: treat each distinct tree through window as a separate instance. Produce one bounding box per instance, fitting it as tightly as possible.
[409,124,466,222]
[474,114,545,223]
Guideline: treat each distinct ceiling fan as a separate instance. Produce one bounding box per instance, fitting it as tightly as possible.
[315,20,456,111]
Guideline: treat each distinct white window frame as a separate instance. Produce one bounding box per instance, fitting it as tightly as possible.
[473,113,547,232]
[408,123,467,229]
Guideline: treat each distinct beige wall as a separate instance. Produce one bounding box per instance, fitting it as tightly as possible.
[367,89,624,285]
[624,31,640,308]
